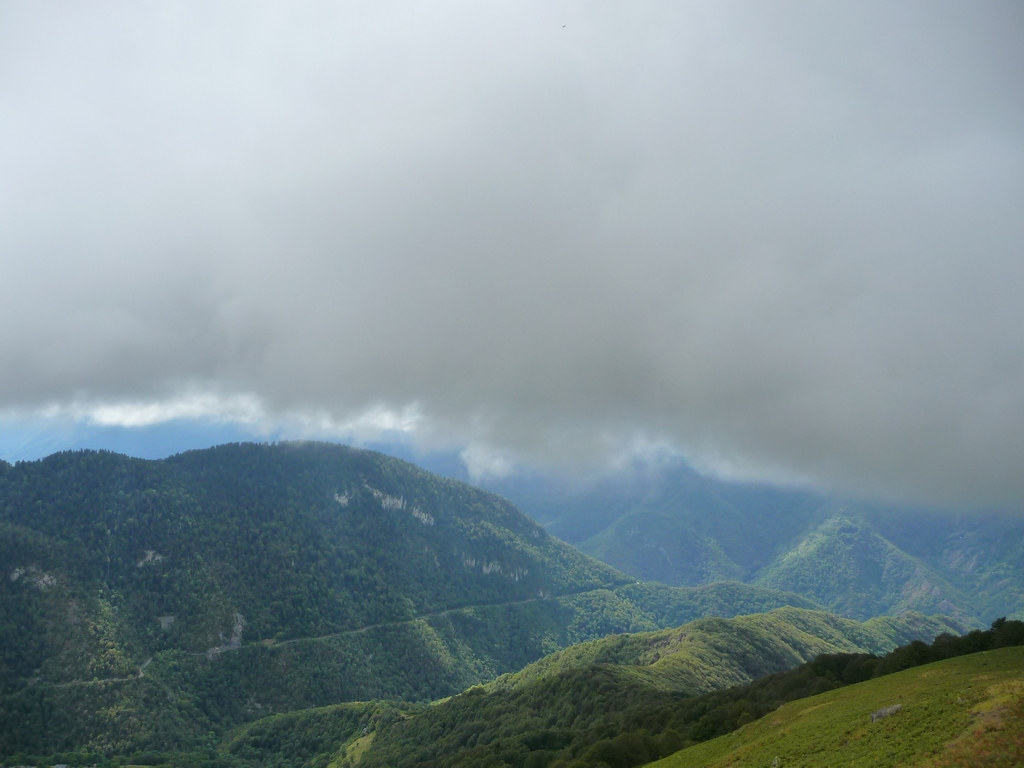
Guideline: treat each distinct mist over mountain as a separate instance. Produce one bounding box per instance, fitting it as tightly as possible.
[477,456,1024,625]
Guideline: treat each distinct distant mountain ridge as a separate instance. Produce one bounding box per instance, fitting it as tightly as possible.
[481,460,1024,624]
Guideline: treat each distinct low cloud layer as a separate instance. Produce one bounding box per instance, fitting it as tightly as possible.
[2,2,1023,506]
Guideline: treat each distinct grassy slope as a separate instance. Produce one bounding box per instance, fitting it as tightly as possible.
[649,646,1024,768]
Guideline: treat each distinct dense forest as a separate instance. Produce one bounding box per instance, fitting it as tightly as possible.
[0,443,1006,767]
[0,443,817,758]
[5,616,1016,768]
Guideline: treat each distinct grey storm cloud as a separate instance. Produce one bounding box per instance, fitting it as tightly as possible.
[1,1,1023,506]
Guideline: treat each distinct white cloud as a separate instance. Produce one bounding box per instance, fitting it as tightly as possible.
[0,2,1022,506]
[73,392,265,428]
[460,443,516,481]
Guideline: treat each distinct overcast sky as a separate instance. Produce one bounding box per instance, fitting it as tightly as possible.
[1,1,1022,507]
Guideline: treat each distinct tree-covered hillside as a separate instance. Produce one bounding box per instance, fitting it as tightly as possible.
[355,608,964,768]
[0,443,816,759]
[483,607,961,696]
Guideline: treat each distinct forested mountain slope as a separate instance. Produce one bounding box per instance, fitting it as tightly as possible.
[0,442,815,758]
[216,616,1019,768]
[484,607,961,696]
[483,460,1024,624]
[355,608,962,768]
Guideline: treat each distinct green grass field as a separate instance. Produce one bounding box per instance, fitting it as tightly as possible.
[648,646,1024,768]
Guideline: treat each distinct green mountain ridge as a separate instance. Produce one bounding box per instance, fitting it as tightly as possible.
[754,515,971,621]
[353,607,963,768]
[0,443,818,759]
[485,606,962,696]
